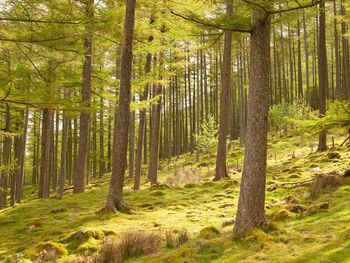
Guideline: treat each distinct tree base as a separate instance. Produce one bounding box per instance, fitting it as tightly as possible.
[101,201,132,214]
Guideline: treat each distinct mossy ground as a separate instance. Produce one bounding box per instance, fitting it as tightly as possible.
[1,127,350,262]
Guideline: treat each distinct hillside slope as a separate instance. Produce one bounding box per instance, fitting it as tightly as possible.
[1,127,350,262]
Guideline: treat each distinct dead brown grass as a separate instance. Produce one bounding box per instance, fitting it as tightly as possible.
[98,231,162,263]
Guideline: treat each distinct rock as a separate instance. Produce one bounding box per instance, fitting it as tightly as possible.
[191,217,200,222]
[68,229,104,242]
[273,209,293,221]
[344,170,350,177]
[307,202,329,215]
[198,226,221,239]
[310,174,344,199]
[287,204,307,213]
[327,152,341,159]
[69,213,78,219]
[283,195,298,204]
[51,208,67,214]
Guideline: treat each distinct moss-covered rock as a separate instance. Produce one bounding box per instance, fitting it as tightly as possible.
[306,202,329,215]
[273,209,293,221]
[67,229,104,243]
[327,152,341,159]
[36,241,68,258]
[198,227,221,239]
[286,204,307,213]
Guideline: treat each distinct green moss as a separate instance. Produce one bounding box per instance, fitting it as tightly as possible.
[272,209,293,221]
[2,127,350,262]
[306,202,330,215]
[198,227,221,239]
[36,241,68,257]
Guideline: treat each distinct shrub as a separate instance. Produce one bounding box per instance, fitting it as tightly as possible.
[99,231,162,263]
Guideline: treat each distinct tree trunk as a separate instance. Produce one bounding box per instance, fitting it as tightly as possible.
[74,0,93,194]
[214,0,232,180]
[134,35,153,190]
[234,10,271,236]
[39,109,53,199]
[59,111,69,197]
[317,0,328,152]
[128,107,135,178]
[14,108,28,203]
[99,94,105,178]
[341,0,350,100]
[148,57,163,185]
[1,104,11,208]
[105,0,136,211]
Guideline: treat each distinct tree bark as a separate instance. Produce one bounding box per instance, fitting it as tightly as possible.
[105,0,136,211]
[74,0,94,194]
[317,0,328,152]
[59,111,69,197]
[39,108,53,199]
[234,10,271,236]
[1,104,11,208]
[99,94,105,178]
[134,35,153,190]
[148,57,163,185]
[214,0,232,180]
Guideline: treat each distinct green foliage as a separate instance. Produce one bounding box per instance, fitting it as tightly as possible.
[269,100,317,130]
[285,101,350,133]
[194,115,218,157]
[269,100,350,135]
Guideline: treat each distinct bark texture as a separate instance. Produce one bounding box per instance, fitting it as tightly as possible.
[105,0,136,211]
[317,0,328,152]
[215,0,233,180]
[74,0,94,194]
[234,10,271,236]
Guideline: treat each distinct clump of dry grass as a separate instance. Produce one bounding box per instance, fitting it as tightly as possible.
[165,170,206,187]
[166,229,189,248]
[98,231,162,263]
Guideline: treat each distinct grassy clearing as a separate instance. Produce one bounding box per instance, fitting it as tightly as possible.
[1,127,350,262]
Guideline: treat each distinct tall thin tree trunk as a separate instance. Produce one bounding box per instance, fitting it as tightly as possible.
[1,104,11,208]
[134,35,153,190]
[59,111,69,197]
[99,94,105,178]
[317,0,328,152]
[74,0,94,194]
[105,0,136,211]
[148,56,163,185]
[39,109,53,199]
[215,0,232,180]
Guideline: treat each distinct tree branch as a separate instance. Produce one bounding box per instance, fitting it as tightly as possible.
[270,0,320,15]
[163,0,252,33]
[241,0,269,14]
[0,35,81,43]
[0,17,106,25]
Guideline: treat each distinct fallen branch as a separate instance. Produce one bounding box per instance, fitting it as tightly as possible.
[278,174,319,187]
[339,135,350,148]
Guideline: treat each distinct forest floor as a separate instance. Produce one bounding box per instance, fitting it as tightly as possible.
[1,127,350,262]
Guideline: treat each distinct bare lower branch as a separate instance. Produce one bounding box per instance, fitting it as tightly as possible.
[270,0,320,14]
[163,0,251,33]
[0,17,106,24]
